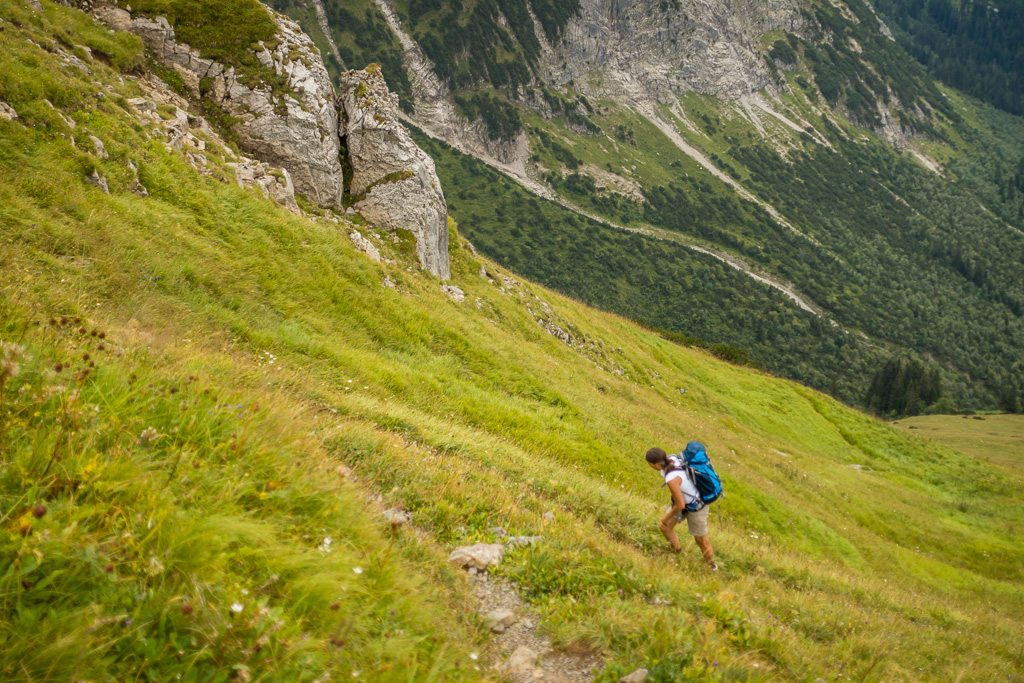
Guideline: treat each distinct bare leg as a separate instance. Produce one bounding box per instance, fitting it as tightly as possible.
[694,534,715,565]
[658,516,682,552]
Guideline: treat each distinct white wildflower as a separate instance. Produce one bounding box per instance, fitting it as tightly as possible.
[230,602,244,614]
[352,567,363,574]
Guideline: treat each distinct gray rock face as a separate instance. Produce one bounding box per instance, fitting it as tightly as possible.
[541,0,803,101]
[338,69,450,279]
[97,7,344,207]
[228,159,299,214]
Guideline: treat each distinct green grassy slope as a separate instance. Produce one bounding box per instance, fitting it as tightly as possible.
[419,70,1024,414]
[894,414,1024,473]
[2,3,1024,682]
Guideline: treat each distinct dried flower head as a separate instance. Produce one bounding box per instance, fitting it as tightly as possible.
[181,603,194,615]
[139,426,160,447]
[1,342,25,380]
[32,505,46,519]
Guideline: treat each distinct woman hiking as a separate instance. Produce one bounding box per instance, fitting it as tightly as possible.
[646,447,718,571]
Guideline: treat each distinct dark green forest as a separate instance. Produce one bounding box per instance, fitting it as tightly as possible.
[401,0,579,89]
[782,0,958,130]
[870,0,1024,115]
[412,129,998,412]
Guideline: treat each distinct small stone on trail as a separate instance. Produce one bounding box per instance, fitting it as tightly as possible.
[485,609,516,633]
[543,511,555,522]
[448,543,504,571]
[619,668,649,683]
[335,465,352,478]
[489,526,508,538]
[502,646,537,677]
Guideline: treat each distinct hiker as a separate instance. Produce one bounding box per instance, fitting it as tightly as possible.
[646,446,718,571]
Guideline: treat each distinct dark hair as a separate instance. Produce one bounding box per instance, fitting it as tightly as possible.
[646,447,682,473]
[645,447,668,467]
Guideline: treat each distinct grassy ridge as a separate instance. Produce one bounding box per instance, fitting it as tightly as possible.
[2,2,1024,681]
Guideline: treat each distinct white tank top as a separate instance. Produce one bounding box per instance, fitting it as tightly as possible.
[663,468,700,505]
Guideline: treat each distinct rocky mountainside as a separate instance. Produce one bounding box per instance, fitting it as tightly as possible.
[283,0,1024,414]
[75,0,452,278]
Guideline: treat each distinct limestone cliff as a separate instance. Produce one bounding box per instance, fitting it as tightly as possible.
[94,5,345,207]
[86,1,450,278]
[338,69,450,280]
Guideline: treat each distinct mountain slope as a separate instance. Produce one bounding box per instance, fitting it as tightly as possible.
[292,0,1024,414]
[2,3,1024,681]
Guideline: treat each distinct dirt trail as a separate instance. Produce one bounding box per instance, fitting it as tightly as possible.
[470,572,601,682]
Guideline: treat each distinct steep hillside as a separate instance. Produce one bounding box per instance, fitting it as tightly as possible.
[2,3,1024,682]
[291,0,1024,415]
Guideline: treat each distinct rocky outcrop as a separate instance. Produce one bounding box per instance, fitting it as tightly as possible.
[544,0,804,101]
[91,2,451,272]
[338,68,450,279]
[94,5,345,208]
[229,159,300,214]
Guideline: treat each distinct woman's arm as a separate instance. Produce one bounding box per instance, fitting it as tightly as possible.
[661,477,686,525]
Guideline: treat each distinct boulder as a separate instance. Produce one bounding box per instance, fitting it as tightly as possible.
[0,102,19,121]
[484,609,516,633]
[441,285,464,302]
[349,230,382,263]
[86,170,109,194]
[502,646,537,678]
[337,68,450,279]
[448,543,504,571]
[89,135,108,160]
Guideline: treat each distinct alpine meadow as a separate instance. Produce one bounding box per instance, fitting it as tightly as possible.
[1,1,1023,683]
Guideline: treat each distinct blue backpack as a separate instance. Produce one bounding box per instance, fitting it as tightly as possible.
[678,442,723,511]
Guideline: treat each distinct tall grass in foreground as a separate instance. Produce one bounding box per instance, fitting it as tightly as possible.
[0,308,484,682]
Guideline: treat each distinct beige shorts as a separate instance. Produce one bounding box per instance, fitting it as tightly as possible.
[671,504,711,537]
